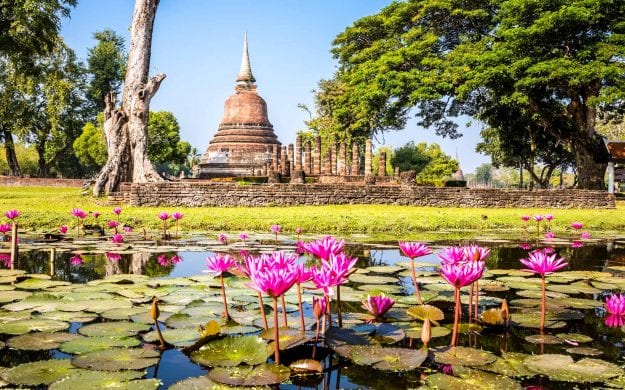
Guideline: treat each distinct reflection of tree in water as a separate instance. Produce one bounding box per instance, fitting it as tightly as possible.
[53,252,102,283]
[144,252,175,277]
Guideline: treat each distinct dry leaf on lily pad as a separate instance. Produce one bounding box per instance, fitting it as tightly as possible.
[524,354,624,383]
[208,363,291,386]
[406,304,444,323]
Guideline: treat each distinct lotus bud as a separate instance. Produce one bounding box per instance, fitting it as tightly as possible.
[501,299,509,324]
[421,318,431,346]
[150,296,160,321]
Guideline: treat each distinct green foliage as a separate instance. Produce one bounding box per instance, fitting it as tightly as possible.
[86,29,126,113]
[372,146,394,176]
[0,143,39,176]
[392,142,458,181]
[73,117,107,174]
[391,141,429,173]
[474,163,493,186]
[324,0,625,188]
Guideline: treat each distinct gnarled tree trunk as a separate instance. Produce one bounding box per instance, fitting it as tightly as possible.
[93,0,165,196]
[1,128,21,176]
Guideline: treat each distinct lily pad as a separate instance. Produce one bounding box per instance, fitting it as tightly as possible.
[7,332,81,350]
[260,327,310,350]
[480,352,535,377]
[190,336,273,367]
[349,273,398,284]
[78,321,151,337]
[524,354,623,382]
[169,376,253,390]
[49,370,159,390]
[72,348,160,371]
[0,359,80,386]
[480,308,508,326]
[424,370,522,390]
[566,347,602,356]
[1,318,69,335]
[59,336,141,354]
[290,359,323,374]
[406,304,444,322]
[525,334,562,344]
[366,265,404,274]
[0,290,32,303]
[143,327,199,347]
[347,345,428,370]
[432,346,497,367]
[556,333,593,343]
[404,325,450,339]
[208,363,290,386]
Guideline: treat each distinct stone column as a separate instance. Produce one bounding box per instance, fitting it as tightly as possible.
[608,161,615,194]
[295,135,302,171]
[338,142,347,176]
[364,139,373,176]
[288,144,294,176]
[272,145,279,172]
[314,136,322,175]
[304,141,312,175]
[281,145,288,176]
[351,143,360,175]
[378,151,387,177]
[331,143,338,175]
[323,148,332,175]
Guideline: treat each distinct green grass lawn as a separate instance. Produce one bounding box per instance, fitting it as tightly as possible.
[1,186,624,238]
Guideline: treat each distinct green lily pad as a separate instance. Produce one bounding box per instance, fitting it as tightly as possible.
[78,321,151,337]
[59,336,141,354]
[191,336,273,367]
[404,325,450,339]
[566,347,602,356]
[14,278,71,290]
[366,265,404,274]
[524,354,623,382]
[525,334,562,344]
[356,284,404,294]
[169,376,255,390]
[7,332,81,350]
[0,310,30,323]
[208,364,290,386]
[260,327,310,350]
[165,313,221,329]
[424,370,522,390]
[340,345,428,370]
[480,352,535,377]
[433,346,497,367]
[49,370,159,390]
[0,359,80,386]
[83,299,133,313]
[556,333,593,343]
[36,310,98,323]
[349,273,398,284]
[143,327,199,347]
[72,348,160,371]
[0,290,32,303]
[100,307,148,320]
[368,323,406,344]
[2,292,60,312]
[480,308,508,326]
[1,318,69,335]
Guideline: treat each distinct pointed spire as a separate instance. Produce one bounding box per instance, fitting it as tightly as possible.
[236,33,256,90]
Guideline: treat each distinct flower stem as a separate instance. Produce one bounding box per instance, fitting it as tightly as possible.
[451,287,460,346]
[541,275,546,330]
[474,279,480,320]
[258,292,268,330]
[280,295,288,327]
[410,257,424,304]
[337,285,343,328]
[272,297,280,364]
[220,274,230,321]
[297,284,305,333]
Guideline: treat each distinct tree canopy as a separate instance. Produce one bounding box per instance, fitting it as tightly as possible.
[86,29,126,113]
[321,0,625,189]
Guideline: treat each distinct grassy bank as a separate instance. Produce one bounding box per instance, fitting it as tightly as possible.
[1,186,624,238]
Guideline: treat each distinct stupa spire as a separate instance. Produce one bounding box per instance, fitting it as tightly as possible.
[236,33,256,90]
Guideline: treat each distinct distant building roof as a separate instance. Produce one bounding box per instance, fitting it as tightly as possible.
[605,140,625,163]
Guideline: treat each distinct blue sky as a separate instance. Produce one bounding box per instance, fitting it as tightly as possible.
[60,1,489,173]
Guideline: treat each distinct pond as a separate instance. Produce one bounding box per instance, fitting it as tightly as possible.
[1,232,625,389]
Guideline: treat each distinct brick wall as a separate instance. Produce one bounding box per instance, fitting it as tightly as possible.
[114,181,616,209]
[0,176,86,187]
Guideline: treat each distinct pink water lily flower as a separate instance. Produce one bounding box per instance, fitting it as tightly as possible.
[158,212,170,221]
[170,255,183,264]
[107,220,119,229]
[270,224,282,234]
[113,207,122,216]
[440,261,485,288]
[362,293,395,318]
[399,241,432,259]
[545,231,556,240]
[606,294,625,316]
[295,227,303,235]
[71,208,87,219]
[239,232,249,241]
[0,253,10,268]
[310,253,357,296]
[544,214,554,222]
[0,223,11,234]
[246,263,299,298]
[519,243,532,250]
[106,252,121,262]
[604,313,625,328]
[463,245,491,262]
[571,241,584,248]
[111,234,124,244]
[4,209,20,220]
[533,215,544,222]
[70,255,83,265]
[171,212,184,221]
[304,235,346,261]
[123,226,132,233]
[59,225,68,235]
[520,215,530,222]
[520,250,568,276]
[157,254,170,266]
[92,211,100,219]
[218,233,228,244]
[571,221,583,230]
[438,246,467,265]
[580,231,591,240]
[206,253,237,276]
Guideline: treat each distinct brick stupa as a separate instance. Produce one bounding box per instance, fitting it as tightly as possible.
[198,34,281,178]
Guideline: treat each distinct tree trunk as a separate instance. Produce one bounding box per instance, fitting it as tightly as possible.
[1,128,21,176]
[573,137,606,190]
[93,0,165,196]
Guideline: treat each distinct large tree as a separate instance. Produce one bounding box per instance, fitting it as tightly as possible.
[93,0,165,196]
[325,0,625,189]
